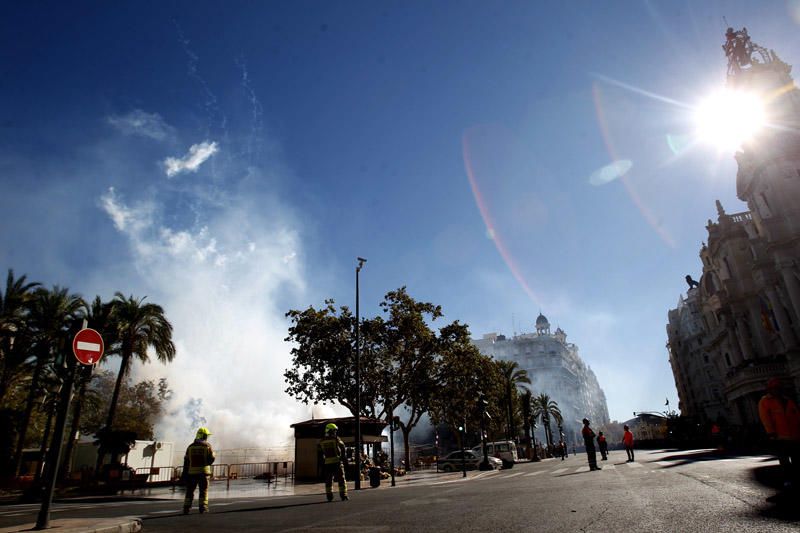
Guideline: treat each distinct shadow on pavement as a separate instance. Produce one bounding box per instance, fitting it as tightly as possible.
[654,449,767,469]
[143,499,329,521]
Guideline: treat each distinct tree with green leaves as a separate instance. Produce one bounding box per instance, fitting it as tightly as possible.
[496,360,530,440]
[531,393,561,451]
[0,270,40,405]
[378,287,441,469]
[284,300,381,417]
[429,321,487,447]
[103,293,175,432]
[60,296,116,480]
[520,389,533,459]
[98,293,174,470]
[14,286,85,476]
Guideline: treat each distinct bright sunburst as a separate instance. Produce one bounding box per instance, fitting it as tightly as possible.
[694,90,766,152]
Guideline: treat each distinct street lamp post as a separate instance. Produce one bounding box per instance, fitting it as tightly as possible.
[479,395,492,470]
[531,420,540,461]
[354,257,366,491]
[389,414,396,487]
[460,419,466,478]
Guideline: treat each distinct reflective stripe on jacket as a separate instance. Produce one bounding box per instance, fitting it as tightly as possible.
[318,437,346,465]
[759,394,800,441]
[185,439,215,475]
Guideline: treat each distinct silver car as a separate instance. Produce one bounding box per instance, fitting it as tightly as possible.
[437,450,502,472]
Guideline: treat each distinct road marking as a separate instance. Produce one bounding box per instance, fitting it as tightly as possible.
[524,471,543,477]
[502,472,524,479]
[575,466,590,473]
[149,510,178,514]
[603,464,615,470]
[627,462,643,468]
[473,471,499,480]
[0,512,29,517]
[551,467,569,474]
[656,461,672,466]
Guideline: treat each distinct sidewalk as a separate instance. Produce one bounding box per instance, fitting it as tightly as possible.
[0,467,503,532]
[0,516,141,533]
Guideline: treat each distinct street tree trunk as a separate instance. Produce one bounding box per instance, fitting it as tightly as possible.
[14,355,45,476]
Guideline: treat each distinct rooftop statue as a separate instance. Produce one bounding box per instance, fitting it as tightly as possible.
[723,27,773,77]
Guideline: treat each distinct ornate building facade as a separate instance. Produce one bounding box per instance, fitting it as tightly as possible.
[473,313,609,446]
[667,29,800,431]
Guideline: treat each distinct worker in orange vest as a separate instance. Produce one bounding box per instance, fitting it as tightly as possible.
[758,378,800,494]
[597,431,608,461]
[622,425,635,462]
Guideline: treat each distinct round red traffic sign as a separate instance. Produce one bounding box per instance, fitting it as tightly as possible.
[72,328,104,365]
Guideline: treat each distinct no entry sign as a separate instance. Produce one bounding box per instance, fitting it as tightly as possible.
[72,328,104,365]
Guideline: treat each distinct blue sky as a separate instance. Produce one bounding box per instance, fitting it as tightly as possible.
[3,1,800,448]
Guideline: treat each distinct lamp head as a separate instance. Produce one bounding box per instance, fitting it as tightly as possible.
[357,257,367,270]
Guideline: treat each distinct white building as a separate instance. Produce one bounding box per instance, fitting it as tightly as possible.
[473,313,610,446]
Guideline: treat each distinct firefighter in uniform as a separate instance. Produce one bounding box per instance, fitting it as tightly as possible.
[318,423,348,502]
[183,427,215,514]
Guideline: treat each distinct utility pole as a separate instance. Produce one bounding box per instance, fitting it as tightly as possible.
[354,257,366,490]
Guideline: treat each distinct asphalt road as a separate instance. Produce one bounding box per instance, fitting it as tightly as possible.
[1,449,798,532]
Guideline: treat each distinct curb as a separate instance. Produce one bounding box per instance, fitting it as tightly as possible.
[0,518,141,533]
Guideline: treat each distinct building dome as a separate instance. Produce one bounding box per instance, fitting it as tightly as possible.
[536,313,549,326]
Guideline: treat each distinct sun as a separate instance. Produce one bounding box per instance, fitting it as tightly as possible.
[694,89,766,152]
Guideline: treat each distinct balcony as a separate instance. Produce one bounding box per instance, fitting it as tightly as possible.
[724,357,787,400]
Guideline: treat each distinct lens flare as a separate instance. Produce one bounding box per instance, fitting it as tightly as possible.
[589,160,632,186]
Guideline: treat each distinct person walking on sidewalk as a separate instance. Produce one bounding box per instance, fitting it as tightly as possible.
[558,438,566,461]
[183,427,215,515]
[318,423,349,502]
[623,425,635,462]
[597,431,608,461]
[582,419,601,471]
[758,377,800,497]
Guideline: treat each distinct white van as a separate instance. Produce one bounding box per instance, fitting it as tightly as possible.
[472,441,518,468]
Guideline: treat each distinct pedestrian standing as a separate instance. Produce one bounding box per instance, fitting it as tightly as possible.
[183,427,215,515]
[597,431,608,461]
[558,438,566,461]
[318,423,349,502]
[582,418,601,471]
[758,378,800,497]
[623,425,635,462]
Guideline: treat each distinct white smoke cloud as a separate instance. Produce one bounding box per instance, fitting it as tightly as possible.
[100,175,310,458]
[107,109,174,140]
[164,141,218,177]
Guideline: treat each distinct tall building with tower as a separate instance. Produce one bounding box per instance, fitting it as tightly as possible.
[667,28,800,431]
[473,313,609,446]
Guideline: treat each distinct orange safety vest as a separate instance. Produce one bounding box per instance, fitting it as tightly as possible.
[623,430,634,446]
[758,394,800,441]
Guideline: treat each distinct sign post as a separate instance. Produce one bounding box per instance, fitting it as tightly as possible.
[35,326,104,530]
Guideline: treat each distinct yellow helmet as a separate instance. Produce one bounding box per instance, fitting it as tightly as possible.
[196,427,212,439]
[325,423,338,435]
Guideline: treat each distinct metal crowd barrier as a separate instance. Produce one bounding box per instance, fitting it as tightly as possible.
[137,461,294,488]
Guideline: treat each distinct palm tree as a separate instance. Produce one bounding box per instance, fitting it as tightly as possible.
[531,393,561,452]
[14,286,85,476]
[0,270,40,404]
[520,389,533,459]
[103,293,175,437]
[496,360,531,440]
[60,296,115,481]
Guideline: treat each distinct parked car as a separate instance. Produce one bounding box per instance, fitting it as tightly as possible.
[437,450,502,472]
[471,440,518,468]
